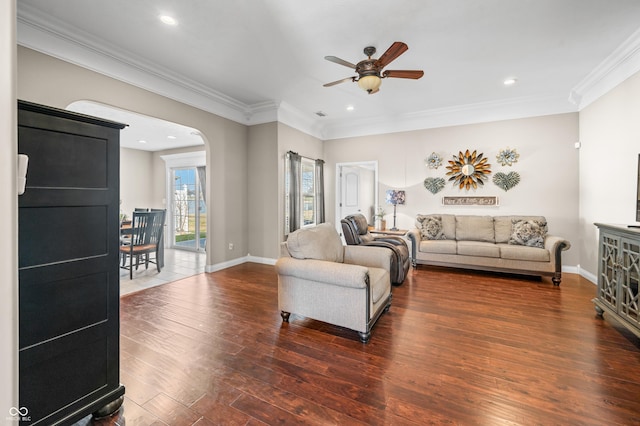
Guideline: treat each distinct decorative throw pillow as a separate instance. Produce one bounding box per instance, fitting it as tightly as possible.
[509,219,547,248]
[419,216,446,240]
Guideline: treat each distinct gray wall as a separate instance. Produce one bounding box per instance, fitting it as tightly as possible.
[248,122,279,260]
[1,0,17,412]
[324,113,581,268]
[120,147,154,217]
[18,46,248,266]
[579,70,640,278]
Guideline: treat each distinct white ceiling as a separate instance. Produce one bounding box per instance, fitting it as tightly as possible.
[67,100,204,152]
[16,0,640,145]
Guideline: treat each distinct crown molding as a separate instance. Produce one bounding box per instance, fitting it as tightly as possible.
[17,3,279,125]
[569,27,640,109]
[320,94,578,140]
[18,3,634,142]
[277,101,326,139]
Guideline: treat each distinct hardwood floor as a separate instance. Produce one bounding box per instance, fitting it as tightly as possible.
[80,263,640,425]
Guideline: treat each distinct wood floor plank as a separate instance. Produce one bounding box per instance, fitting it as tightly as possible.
[77,263,640,426]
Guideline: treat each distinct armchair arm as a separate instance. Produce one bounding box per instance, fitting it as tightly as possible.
[275,257,368,289]
[372,235,406,247]
[343,245,392,272]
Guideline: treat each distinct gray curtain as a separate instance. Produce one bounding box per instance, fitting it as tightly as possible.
[315,159,325,224]
[287,151,301,233]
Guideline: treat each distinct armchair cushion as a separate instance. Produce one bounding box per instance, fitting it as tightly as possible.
[286,223,344,263]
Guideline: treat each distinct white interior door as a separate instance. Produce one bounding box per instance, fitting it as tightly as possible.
[341,166,362,217]
[336,162,378,234]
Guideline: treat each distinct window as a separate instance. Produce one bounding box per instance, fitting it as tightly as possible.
[285,152,325,234]
[301,158,316,226]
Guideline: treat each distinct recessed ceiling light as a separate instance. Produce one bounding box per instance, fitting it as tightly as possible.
[167,135,177,139]
[503,78,518,86]
[138,140,147,144]
[346,105,355,111]
[159,15,177,26]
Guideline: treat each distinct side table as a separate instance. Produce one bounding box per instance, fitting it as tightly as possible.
[370,229,408,237]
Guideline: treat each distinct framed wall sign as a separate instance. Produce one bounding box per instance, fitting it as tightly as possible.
[442,196,499,206]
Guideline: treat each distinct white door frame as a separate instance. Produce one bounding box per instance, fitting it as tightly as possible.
[160,151,206,249]
[335,161,378,236]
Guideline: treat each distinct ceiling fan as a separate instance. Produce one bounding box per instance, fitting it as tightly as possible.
[323,41,424,94]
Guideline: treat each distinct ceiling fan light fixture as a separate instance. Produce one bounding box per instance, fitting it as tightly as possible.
[358,75,382,93]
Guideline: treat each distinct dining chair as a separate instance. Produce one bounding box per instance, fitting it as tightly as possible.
[119,209,166,279]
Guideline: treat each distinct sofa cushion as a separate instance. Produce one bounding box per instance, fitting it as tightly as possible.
[498,244,550,262]
[287,223,344,263]
[509,219,547,248]
[419,240,457,255]
[457,241,500,258]
[416,214,456,239]
[494,215,547,243]
[455,215,495,243]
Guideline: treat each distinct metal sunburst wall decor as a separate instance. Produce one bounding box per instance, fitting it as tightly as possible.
[446,149,492,190]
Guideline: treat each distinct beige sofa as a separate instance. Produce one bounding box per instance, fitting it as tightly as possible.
[276,223,392,343]
[407,214,571,285]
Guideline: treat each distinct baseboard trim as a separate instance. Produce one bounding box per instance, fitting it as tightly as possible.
[247,255,277,265]
[205,255,277,273]
[206,259,597,286]
[577,266,598,285]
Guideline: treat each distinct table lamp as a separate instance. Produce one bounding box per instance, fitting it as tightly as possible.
[385,189,406,231]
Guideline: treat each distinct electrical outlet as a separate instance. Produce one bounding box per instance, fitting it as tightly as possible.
[228,243,234,250]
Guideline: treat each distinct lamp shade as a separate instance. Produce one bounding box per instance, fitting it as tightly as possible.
[385,190,406,205]
[358,75,382,93]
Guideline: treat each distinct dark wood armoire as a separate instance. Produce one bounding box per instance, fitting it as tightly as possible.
[18,100,125,425]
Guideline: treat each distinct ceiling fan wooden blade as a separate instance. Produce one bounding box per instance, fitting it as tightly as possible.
[383,70,424,79]
[324,56,357,69]
[323,76,355,87]
[375,42,408,68]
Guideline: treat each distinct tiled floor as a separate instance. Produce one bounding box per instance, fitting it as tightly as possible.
[119,248,206,296]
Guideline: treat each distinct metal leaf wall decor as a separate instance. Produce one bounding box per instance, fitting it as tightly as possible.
[424,177,446,194]
[492,171,520,191]
[496,147,519,166]
[425,152,443,169]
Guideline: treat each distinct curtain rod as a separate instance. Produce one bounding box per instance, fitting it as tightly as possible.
[286,150,324,163]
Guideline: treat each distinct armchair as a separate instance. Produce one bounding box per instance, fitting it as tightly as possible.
[276,223,392,343]
[341,214,411,285]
